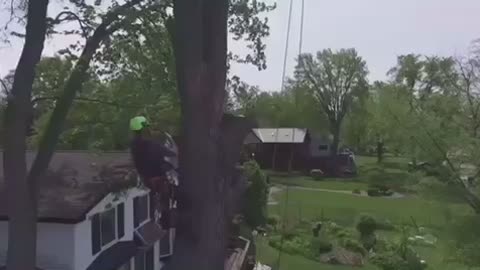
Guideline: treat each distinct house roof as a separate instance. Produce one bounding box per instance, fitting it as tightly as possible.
[0,151,137,223]
[0,267,43,270]
[250,128,308,143]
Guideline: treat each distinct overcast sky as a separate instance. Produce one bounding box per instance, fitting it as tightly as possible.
[1,0,480,92]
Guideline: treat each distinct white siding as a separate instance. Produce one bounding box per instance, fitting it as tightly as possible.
[0,187,151,270]
[74,187,149,270]
[0,222,76,270]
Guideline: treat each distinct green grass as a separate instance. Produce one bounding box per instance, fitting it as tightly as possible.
[269,156,414,192]
[269,188,471,227]
[258,156,477,270]
[269,176,369,191]
[256,237,379,270]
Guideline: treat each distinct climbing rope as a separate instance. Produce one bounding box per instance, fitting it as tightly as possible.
[275,0,305,269]
[279,0,294,92]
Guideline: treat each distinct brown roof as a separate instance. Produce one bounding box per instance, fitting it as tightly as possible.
[0,151,138,223]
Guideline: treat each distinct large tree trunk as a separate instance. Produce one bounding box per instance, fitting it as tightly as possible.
[168,0,229,269]
[3,1,50,270]
[330,121,341,157]
[376,137,384,164]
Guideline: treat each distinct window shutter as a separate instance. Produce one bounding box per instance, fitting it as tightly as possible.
[135,252,145,270]
[91,214,101,255]
[146,248,154,270]
[149,192,154,219]
[117,203,125,238]
[134,196,139,227]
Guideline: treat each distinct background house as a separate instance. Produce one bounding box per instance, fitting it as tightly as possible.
[0,152,175,270]
[244,129,356,176]
[244,128,310,171]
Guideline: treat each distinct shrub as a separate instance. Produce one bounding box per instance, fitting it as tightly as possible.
[340,238,367,255]
[370,252,409,270]
[312,222,323,237]
[375,238,396,252]
[282,230,297,241]
[336,228,354,238]
[325,221,341,234]
[356,214,377,236]
[367,188,381,197]
[310,237,333,254]
[352,188,361,195]
[268,234,311,256]
[360,233,377,250]
[377,219,396,231]
[267,215,280,229]
[243,160,268,228]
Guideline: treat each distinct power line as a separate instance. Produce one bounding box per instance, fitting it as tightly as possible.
[280,0,294,92]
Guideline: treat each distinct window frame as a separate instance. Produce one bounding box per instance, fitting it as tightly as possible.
[159,229,174,258]
[100,207,117,247]
[135,248,154,270]
[134,194,150,229]
[91,202,125,255]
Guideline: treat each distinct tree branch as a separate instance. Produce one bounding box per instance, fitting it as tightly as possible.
[27,0,145,184]
[0,78,9,96]
[52,11,89,37]
[31,95,142,108]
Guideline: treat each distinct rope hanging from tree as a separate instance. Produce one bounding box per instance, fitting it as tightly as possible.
[275,0,305,269]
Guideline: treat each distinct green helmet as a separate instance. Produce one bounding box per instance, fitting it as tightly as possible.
[130,116,149,131]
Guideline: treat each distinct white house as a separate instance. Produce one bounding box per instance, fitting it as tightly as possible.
[0,152,176,270]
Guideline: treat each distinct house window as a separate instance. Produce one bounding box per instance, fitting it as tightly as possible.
[135,248,154,270]
[91,205,123,255]
[134,194,149,228]
[117,203,125,238]
[318,145,329,151]
[159,230,172,258]
[101,208,116,246]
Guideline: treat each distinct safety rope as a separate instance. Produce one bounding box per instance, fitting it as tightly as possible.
[275,0,305,269]
[280,0,294,92]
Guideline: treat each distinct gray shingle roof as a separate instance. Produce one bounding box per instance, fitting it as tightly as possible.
[0,151,137,223]
[251,128,308,143]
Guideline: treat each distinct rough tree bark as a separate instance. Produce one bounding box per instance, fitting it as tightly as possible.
[330,121,341,157]
[3,1,49,270]
[220,115,256,222]
[168,0,229,269]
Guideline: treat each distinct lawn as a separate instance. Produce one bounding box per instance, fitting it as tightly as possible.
[256,237,379,270]
[268,155,414,192]
[258,156,476,270]
[269,188,471,227]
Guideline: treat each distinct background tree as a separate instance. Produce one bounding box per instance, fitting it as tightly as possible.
[2,0,49,269]
[295,48,368,156]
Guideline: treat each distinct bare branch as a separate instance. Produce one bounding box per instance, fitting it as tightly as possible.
[52,11,89,37]
[0,78,9,96]
[31,95,142,108]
